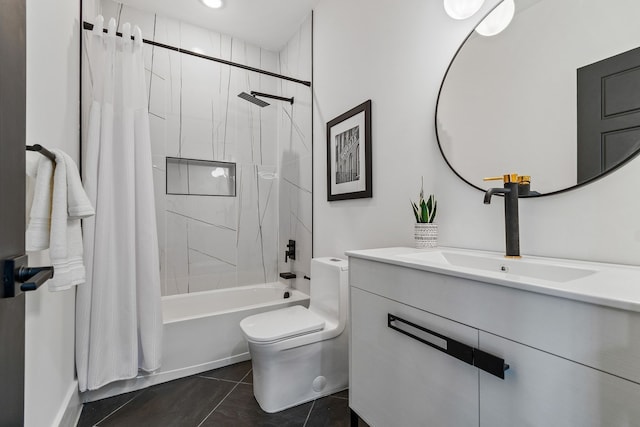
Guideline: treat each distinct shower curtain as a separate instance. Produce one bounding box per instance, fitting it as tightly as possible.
[76,16,163,392]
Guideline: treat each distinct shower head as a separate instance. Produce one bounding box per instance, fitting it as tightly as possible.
[238,92,270,107]
[238,91,295,107]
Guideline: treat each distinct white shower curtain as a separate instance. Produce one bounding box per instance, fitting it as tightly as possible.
[76,16,163,392]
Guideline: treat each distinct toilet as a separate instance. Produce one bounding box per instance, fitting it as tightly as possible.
[239,257,349,413]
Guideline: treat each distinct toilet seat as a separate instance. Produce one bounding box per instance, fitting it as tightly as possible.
[240,305,325,343]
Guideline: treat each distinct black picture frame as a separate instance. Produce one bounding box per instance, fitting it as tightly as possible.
[326,100,372,201]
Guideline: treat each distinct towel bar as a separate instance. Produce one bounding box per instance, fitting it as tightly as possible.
[26,144,55,161]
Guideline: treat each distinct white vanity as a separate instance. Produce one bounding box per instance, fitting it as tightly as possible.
[347,247,640,427]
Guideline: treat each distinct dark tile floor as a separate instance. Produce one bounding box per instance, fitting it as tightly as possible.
[78,360,369,427]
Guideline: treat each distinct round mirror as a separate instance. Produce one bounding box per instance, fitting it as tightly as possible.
[436,0,640,196]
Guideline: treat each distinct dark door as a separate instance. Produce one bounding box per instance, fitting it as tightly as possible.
[0,0,27,425]
[577,46,640,184]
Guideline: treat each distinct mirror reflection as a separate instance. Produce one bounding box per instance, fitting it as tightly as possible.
[436,0,640,195]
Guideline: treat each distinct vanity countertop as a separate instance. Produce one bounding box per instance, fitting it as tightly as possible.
[345,247,640,313]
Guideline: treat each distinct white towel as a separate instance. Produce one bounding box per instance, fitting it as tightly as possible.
[49,149,95,290]
[48,149,95,291]
[25,152,39,227]
[56,150,94,220]
[26,156,54,251]
[67,156,95,219]
[25,151,39,178]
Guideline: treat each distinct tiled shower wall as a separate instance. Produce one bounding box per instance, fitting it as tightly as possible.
[84,1,312,296]
[278,15,313,295]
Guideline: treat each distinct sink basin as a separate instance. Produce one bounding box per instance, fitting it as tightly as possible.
[398,249,598,283]
[345,246,640,313]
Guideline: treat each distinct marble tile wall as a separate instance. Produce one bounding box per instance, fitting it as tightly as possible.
[88,1,312,296]
[277,15,313,295]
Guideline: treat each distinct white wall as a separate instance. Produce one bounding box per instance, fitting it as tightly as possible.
[313,0,640,267]
[25,0,82,425]
[313,0,470,257]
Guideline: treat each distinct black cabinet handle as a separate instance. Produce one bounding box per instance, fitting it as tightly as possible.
[388,313,509,380]
[475,349,510,380]
[388,313,474,365]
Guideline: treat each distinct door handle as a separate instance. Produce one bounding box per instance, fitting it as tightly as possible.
[16,266,54,292]
[1,254,54,298]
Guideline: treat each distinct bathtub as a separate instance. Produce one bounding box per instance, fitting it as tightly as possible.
[82,282,309,402]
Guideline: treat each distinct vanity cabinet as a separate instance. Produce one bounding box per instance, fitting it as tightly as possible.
[351,287,479,427]
[348,255,640,427]
[479,332,640,427]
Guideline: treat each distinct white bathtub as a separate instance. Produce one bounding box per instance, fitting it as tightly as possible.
[82,283,309,402]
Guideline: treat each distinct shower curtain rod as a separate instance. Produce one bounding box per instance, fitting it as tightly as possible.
[82,21,312,87]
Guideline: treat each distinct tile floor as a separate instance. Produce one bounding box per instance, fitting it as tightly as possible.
[78,361,369,427]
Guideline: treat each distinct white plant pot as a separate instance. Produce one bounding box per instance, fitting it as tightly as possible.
[414,223,438,249]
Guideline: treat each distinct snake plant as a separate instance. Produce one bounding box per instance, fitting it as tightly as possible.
[411,178,437,223]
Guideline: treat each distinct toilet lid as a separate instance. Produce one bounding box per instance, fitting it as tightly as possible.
[240,305,325,343]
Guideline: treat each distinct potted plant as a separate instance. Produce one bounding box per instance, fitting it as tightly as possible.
[411,178,438,248]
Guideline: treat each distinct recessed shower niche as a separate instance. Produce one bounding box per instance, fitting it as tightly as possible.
[86,0,313,297]
[166,157,236,197]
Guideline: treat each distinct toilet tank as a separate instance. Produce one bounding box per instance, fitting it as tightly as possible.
[309,257,349,322]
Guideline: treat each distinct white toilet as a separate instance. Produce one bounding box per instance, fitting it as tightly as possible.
[239,257,349,413]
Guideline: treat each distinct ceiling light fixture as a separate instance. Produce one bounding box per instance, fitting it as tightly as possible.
[201,0,224,9]
[475,0,515,36]
[443,0,485,20]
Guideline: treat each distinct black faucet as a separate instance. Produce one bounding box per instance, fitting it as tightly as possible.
[285,239,296,262]
[483,174,530,258]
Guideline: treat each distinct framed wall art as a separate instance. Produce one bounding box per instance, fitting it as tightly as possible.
[326,99,372,201]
